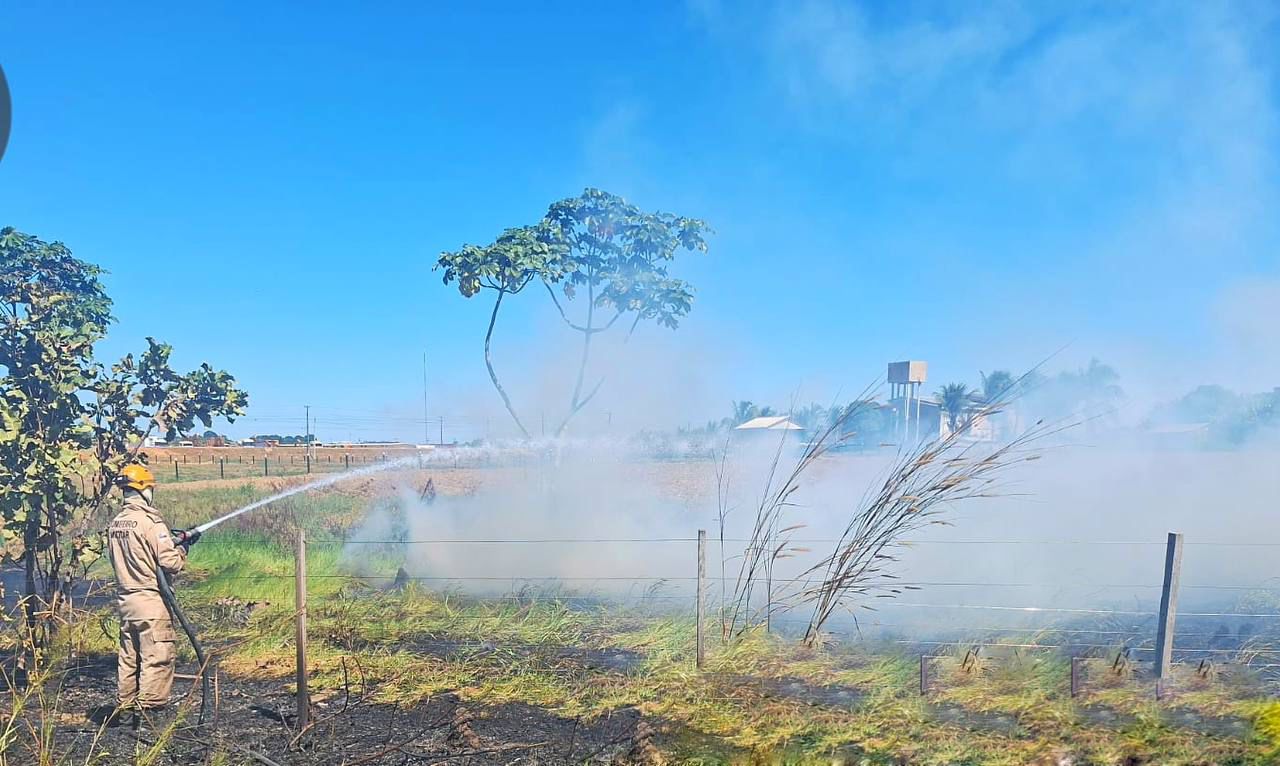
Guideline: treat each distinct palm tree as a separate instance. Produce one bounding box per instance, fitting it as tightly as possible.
[937,382,972,434]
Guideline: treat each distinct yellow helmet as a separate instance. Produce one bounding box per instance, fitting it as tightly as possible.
[116,464,156,492]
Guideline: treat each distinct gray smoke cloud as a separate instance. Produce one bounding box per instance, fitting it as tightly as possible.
[339,425,1280,646]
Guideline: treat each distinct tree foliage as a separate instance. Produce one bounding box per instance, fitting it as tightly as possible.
[436,189,709,437]
[0,227,247,628]
[545,188,708,332]
[436,223,569,299]
[979,370,1015,403]
[936,382,973,433]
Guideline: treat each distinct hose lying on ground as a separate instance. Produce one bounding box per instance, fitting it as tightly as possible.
[156,568,210,725]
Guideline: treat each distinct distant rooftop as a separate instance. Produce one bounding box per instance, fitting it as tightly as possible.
[735,416,804,431]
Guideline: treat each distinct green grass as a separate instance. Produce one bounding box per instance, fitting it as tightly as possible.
[158,483,372,540]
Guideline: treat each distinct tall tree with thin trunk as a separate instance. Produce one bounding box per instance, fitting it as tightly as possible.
[436,225,569,438]
[544,189,709,435]
[438,190,708,438]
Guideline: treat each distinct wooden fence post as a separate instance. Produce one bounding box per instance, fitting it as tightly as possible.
[345,454,350,470]
[305,454,311,474]
[1070,656,1081,697]
[295,530,309,728]
[264,457,269,477]
[173,461,179,481]
[920,655,929,695]
[219,458,225,479]
[1155,531,1184,699]
[696,529,706,669]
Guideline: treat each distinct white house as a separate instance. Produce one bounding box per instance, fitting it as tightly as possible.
[734,416,804,432]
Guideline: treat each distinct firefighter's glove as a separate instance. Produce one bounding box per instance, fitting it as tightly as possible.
[172,529,202,551]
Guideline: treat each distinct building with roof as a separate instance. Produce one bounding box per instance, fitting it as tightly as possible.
[732,415,806,445]
[734,416,804,432]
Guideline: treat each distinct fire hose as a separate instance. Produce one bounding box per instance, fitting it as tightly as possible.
[156,559,210,725]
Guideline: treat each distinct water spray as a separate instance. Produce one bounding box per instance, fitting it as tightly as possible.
[191,455,420,534]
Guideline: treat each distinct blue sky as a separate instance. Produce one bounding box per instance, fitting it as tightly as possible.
[2,1,1277,442]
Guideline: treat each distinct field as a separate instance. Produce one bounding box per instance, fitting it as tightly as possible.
[9,459,1280,765]
[137,446,434,483]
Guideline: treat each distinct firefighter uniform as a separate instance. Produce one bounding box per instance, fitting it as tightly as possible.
[107,493,187,709]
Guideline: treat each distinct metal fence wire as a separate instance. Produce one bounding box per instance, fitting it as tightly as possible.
[193,533,1280,654]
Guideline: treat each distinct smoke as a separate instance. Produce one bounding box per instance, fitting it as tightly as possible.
[344,442,703,600]
[337,417,1280,645]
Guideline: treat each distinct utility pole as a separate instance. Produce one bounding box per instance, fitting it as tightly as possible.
[422,352,430,446]
[439,415,444,445]
[304,405,311,459]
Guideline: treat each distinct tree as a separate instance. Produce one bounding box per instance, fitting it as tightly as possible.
[544,189,709,434]
[790,403,829,431]
[936,382,972,433]
[0,227,247,636]
[979,370,1015,403]
[729,400,761,426]
[835,400,888,447]
[436,224,569,438]
[1149,384,1240,427]
[1077,358,1124,417]
[1034,358,1123,426]
[438,189,708,438]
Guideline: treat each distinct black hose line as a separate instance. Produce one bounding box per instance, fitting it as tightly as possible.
[156,567,210,725]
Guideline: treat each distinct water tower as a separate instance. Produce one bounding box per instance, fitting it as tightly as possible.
[888,361,928,442]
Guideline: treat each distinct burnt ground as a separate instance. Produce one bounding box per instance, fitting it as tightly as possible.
[12,646,1258,764]
[29,654,676,765]
[727,666,1253,740]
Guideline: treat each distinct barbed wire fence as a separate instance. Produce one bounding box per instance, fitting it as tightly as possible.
[189,531,1280,719]
[139,446,550,482]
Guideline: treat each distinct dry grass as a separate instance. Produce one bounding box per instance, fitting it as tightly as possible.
[798,409,1065,642]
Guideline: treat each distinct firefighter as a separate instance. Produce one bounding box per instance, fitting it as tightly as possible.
[106,464,200,713]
